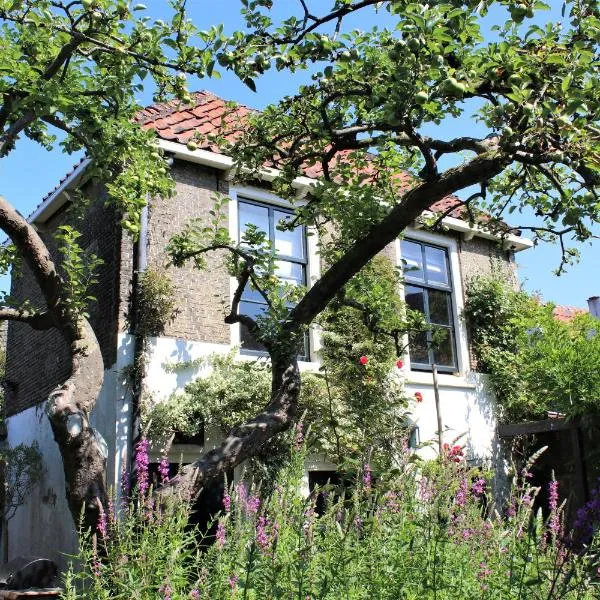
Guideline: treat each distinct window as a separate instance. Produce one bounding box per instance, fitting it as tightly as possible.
[401,238,457,372]
[237,198,309,359]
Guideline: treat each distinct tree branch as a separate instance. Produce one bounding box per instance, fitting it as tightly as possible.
[289,152,509,327]
[0,307,54,330]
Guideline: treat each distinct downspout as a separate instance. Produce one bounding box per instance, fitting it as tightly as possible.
[127,198,149,473]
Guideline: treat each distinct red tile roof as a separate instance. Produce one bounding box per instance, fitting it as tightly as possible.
[137,90,467,218]
[552,305,588,323]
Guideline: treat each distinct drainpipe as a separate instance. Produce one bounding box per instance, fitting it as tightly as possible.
[587,296,600,319]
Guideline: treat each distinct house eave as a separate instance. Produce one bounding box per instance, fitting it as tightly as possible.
[28,158,92,226]
[161,139,533,252]
[30,140,533,253]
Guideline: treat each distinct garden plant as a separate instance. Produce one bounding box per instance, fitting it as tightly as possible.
[62,434,600,599]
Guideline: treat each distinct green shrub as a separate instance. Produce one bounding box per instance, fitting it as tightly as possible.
[464,271,600,422]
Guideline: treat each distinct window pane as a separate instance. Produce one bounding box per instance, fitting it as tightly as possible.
[275,260,304,286]
[239,202,269,240]
[428,289,452,325]
[239,300,267,352]
[274,210,304,259]
[405,285,425,314]
[424,245,449,286]
[409,330,430,365]
[401,240,424,281]
[432,326,455,368]
[241,281,264,304]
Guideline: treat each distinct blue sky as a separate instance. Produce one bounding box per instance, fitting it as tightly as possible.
[0,0,597,308]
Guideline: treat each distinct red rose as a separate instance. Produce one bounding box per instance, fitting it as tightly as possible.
[396,359,404,369]
[359,355,369,365]
[414,391,423,402]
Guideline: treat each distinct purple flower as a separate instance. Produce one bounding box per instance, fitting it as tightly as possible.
[472,478,486,497]
[223,490,231,513]
[159,583,172,600]
[216,520,226,548]
[135,438,150,496]
[363,464,372,490]
[158,455,170,483]
[97,508,108,538]
[228,575,238,589]
[247,495,261,514]
[256,516,270,550]
[548,479,561,538]
[455,478,469,507]
[189,590,200,599]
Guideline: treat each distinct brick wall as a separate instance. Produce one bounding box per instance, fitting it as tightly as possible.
[145,160,231,344]
[5,184,122,416]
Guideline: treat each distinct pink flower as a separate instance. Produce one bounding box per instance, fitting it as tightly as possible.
[396,359,404,369]
[359,355,369,365]
[96,508,108,538]
[414,391,423,402]
[228,575,238,589]
[223,491,231,513]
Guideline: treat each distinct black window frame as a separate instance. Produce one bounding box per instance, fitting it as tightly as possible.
[237,197,310,361]
[401,238,458,373]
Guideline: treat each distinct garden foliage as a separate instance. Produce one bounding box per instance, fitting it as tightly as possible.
[62,436,600,599]
[464,270,600,422]
[144,256,414,475]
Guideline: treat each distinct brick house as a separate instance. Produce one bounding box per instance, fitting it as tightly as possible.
[3,91,532,565]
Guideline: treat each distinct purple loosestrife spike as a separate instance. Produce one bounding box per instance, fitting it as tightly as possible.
[190,591,200,599]
[247,495,260,514]
[256,516,270,550]
[216,520,226,548]
[455,478,469,507]
[97,508,108,538]
[135,437,150,496]
[548,479,561,538]
[223,490,231,513]
[228,575,238,589]
[158,455,170,483]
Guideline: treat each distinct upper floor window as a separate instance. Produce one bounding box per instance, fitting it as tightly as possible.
[401,238,457,372]
[237,198,309,359]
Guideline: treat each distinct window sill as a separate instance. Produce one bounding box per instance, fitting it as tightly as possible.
[404,369,476,390]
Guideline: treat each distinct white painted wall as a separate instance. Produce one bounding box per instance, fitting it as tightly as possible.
[4,333,135,568]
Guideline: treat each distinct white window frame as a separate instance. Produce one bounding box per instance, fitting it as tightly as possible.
[228,185,321,366]
[398,228,470,382]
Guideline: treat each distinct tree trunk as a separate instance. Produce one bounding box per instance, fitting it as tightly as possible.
[158,353,301,502]
[46,319,108,532]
